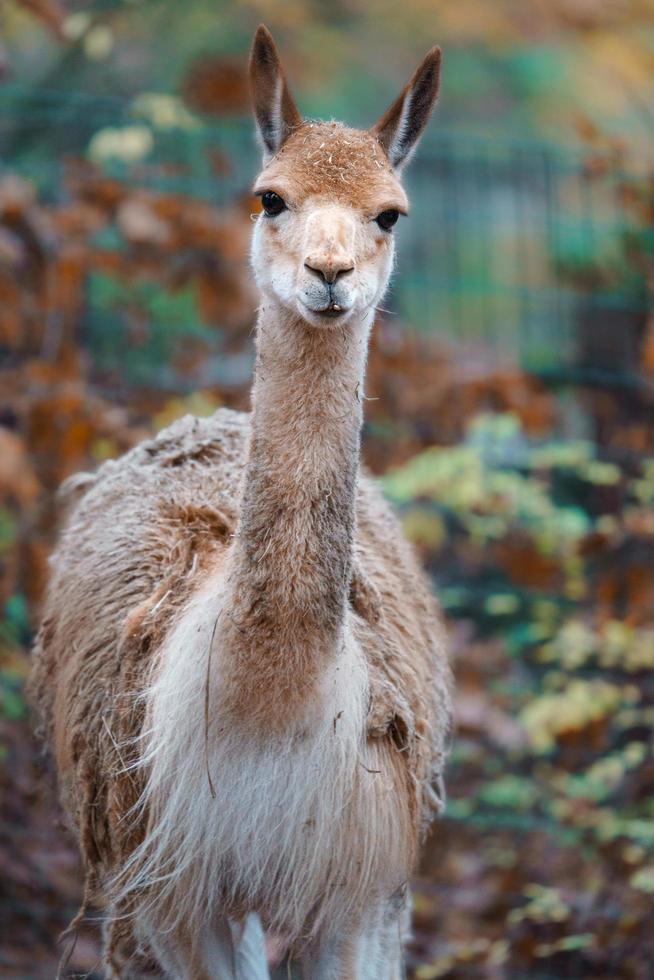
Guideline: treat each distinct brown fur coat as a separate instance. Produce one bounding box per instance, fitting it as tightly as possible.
[29,407,450,938]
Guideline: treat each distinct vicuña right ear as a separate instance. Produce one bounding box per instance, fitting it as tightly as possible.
[249,25,302,160]
[371,46,441,170]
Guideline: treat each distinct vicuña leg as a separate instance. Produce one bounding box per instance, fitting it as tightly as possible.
[132,913,269,980]
[299,894,409,980]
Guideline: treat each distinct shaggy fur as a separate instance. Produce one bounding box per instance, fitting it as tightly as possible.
[30,408,450,967]
[29,25,451,979]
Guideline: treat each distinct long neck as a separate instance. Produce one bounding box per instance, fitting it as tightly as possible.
[220,301,372,720]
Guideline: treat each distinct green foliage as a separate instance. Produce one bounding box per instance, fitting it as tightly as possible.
[0,671,27,723]
[86,271,211,384]
[0,594,30,652]
[0,596,30,727]
[387,411,654,969]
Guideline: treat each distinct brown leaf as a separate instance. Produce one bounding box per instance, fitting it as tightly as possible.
[496,535,560,590]
[0,427,41,506]
[14,0,68,40]
[181,55,249,116]
[0,175,36,220]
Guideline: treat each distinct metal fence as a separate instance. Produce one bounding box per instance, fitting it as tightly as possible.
[1,86,651,389]
[402,140,650,385]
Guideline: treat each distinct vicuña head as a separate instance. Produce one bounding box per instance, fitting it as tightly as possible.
[250,24,441,329]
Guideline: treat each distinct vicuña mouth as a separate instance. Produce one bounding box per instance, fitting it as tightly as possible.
[301,301,350,320]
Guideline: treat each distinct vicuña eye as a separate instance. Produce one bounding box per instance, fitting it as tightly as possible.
[375,209,400,231]
[261,191,286,216]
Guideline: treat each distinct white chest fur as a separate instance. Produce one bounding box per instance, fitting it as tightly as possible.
[115,578,407,944]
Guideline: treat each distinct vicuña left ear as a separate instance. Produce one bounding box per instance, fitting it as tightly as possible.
[371,46,441,170]
[249,24,302,160]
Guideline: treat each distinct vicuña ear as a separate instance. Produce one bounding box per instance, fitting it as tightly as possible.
[371,46,441,170]
[249,25,302,160]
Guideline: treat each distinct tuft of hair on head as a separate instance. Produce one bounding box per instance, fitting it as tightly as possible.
[249,24,303,161]
[371,46,442,171]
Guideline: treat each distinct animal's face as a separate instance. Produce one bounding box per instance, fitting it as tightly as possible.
[249,26,441,330]
[251,124,407,328]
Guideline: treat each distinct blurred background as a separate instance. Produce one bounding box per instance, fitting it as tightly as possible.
[0,1,653,977]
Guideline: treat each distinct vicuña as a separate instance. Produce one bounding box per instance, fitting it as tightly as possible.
[30,25,451,979]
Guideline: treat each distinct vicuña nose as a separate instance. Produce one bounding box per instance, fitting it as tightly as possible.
[304,257,354,285]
